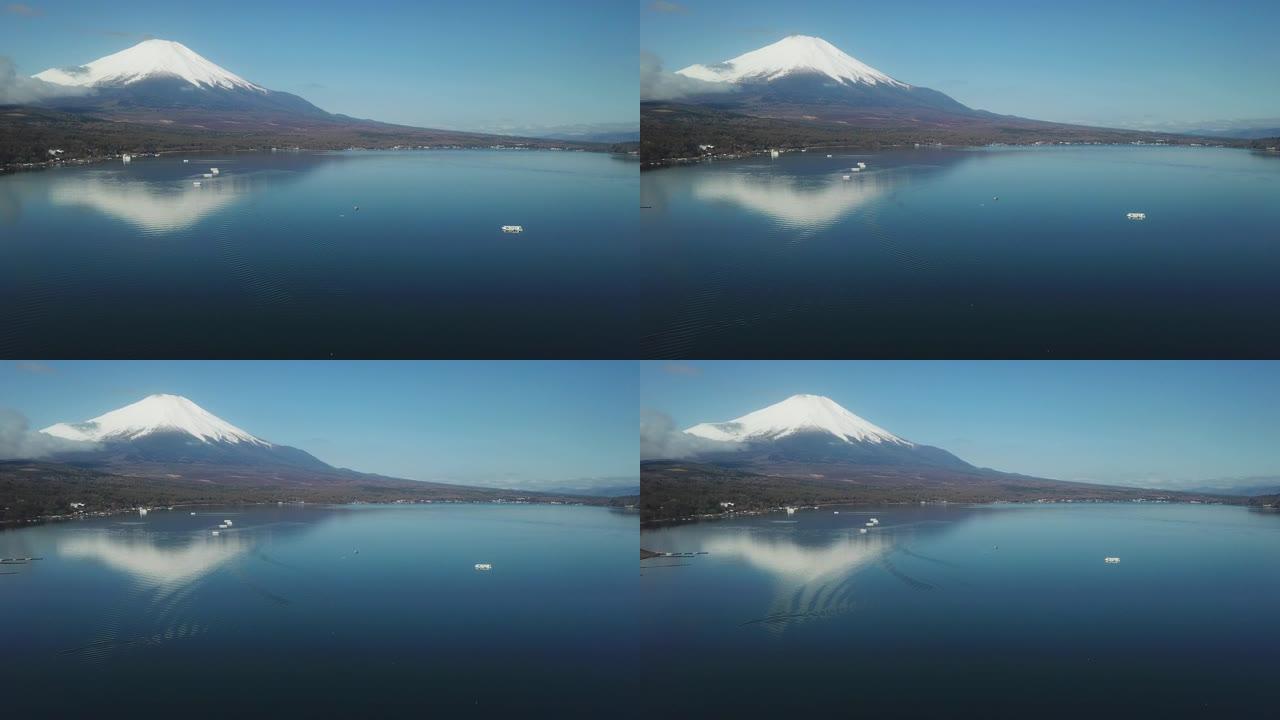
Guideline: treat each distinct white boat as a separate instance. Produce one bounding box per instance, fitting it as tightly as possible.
[860,528,867,534]
[833,511,840,514]
[857,162,867,169]
[210,168,220,175]
[785,507,796,515]
[193,181,201,187]
[865,522,875,527]
[183,159,189,163]
[826,154,833,158]
[190,512,196,515]
[770,149,780,158]
[1105,557,1121,564]
[202,173,213,178]
[223,520,233,526]
[842,175,851,180]
[122,154,132,163]
[501,225,524,234]
[474,563,493,571]
[870,518,879,524]
[1126,212,1146,221]
[211,531,220,536]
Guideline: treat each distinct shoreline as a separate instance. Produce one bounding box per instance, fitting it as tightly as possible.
[2,144,629,177]
[640,496,1246,529]
[641,139,1256,171]
[1,496,621,530]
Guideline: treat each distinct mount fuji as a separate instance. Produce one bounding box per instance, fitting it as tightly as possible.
[3,39,597,168]
[681,394,972,470]
[675,35,973,115]
[32,39,335,122]
[640,393,1218,522]
[0,393,616,521]
[41,394,329,470]
[642,35,1209,164]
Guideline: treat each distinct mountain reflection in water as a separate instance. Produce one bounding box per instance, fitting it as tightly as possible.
[692,170,891,229]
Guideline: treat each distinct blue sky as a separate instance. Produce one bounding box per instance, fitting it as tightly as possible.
[642,361,1280,489]
[642,0,1280,130]
[1,0,635,133]
[2,361,638,491]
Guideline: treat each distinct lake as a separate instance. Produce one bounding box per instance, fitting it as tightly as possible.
[640,146,1280,358]
[0,150,638,358]
[0,504,638,714]
[641,503,1278,717]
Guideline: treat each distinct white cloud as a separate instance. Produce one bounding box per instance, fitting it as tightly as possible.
[641,51,736,102]
[0,408,99,459]
[641,408,742,460]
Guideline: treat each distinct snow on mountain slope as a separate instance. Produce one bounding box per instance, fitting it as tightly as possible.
[677,35,907,88]
[34,39,266,92]
[42,394,272,446]
[685,394,912,446]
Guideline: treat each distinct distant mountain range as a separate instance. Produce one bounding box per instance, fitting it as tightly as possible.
[0,394,620,523]
[641,394,1234,523]
[642,35,1244,165]
[3,39,623,168]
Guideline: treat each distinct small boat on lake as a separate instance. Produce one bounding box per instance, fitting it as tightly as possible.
[501,225,524,234]
[1105,557,1121,564]
[1126,212,1146,221]
[474,563,493,571]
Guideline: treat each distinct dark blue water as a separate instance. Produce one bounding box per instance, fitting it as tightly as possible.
[640,147,1280,358]
[641,504,1279,717]
[0,504,638,714]
[0,151,638,358]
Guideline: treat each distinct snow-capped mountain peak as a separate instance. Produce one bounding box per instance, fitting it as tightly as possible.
[41,394,272,447]
[676,35,908,88]
[684,394,912,446]
[33,39,266,92]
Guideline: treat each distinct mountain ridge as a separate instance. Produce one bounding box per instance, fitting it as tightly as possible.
[641,35,1235,165]
[676,394,973,471]
[35,39,265,92]
[4,39,617,169]
[642,394,1236,523]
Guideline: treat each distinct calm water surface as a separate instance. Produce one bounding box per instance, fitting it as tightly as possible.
[1,504,637,714]
[641,147,1280,357]
[641,504,1279,716]
[0,151,638,357]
